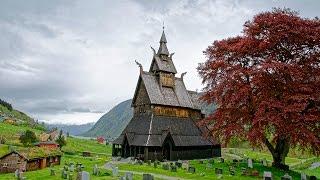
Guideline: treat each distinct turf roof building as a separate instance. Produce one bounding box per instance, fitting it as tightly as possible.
[112,30,221,161]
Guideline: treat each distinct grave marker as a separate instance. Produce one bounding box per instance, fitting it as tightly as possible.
[112,167,119,177]
[215,168,223,175]
[281,173,292,180]
[81,171,90,180]
[248,159,253,168]
[143,174,154,180]
[125,172,133,180]
[300,173,307,180]
[188,167,196,174]
[263,171,272,180]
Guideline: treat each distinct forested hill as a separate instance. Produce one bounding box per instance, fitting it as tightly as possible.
[0,98,45,130]
[81,99,133,139]
[82,99,216,140]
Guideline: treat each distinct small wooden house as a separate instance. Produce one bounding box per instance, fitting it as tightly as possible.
[0,147,62,174]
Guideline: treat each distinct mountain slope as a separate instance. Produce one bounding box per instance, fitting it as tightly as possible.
[81,99,133,139]
[46,122,95,136]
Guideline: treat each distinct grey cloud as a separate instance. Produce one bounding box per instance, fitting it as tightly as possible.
[0,0,319,124]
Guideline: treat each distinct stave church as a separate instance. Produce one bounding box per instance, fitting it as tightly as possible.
[112,29,221,161]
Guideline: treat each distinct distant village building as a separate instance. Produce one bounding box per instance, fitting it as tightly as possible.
[34,141,60,149]
[0,148,62,173]
[112,29,221,161]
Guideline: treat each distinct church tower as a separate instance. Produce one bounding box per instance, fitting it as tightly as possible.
[112,29,221,161]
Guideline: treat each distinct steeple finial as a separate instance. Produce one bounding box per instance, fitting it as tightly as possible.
[157,24,169,56]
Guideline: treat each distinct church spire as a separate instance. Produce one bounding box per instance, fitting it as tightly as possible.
[157,27,169,56]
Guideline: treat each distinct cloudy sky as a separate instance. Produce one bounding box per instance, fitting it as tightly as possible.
[0,0,319,124]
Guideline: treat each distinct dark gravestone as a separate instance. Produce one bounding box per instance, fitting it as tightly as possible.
[175,162,182,168]
[188,167,196,174]
[170,165,177,172]
[215,168,223,175]
[143,174,154,180]
[153,162,157,168]
[162,163,169,170]
[147,160,151,166]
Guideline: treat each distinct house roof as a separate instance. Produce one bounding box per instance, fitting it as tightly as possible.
[113,113,217,147]
[0,147,62,161]
[135,72,200,110]
[150,55,177,74]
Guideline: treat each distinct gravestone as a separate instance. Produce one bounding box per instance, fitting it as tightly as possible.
[119,176,126,180]
[248,159,253,168]
[93,164,99,176]
[153,161,157,168]
[220,158,224,163]
[206,163,212,169]
[281,173,292,180]
[81,171,90,180]
[15,169,20,178]
[188,167,196,174]
[300,173,307,180]
[138,160,143,165]
[182,162,189,170]
[162,163,169,170]
[125,172,133,180]
[112,167,119,177]
[143,174,154,180]
[263,171,272,180]
[50,168,56,176]
[262,159,267,167]
[215,168,223,175]
[175,162,182,168]
[170,165,177,172]
[147,160,151,166]
[70,164,75,172]
[62,170,68,179]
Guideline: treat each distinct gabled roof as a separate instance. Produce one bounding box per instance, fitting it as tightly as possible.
[0,147,62,161]
[113,113,217,147]
[132,72,200,110]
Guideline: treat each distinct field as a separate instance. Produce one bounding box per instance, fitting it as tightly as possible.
[0,123,319,179]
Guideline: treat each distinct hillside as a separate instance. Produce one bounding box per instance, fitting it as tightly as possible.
[45,122,94,136]
[82,99,217,140]
[0,99,45,130]
[81,99,133,139]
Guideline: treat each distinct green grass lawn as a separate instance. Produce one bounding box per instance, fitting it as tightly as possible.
[62,136,112,155]
[0,122,43,146]
[118,158,304,180]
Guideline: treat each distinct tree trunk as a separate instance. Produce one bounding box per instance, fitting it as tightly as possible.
[264,136,290,170]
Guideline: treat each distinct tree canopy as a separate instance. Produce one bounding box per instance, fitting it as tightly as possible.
[19,130,38,147]
[198,8,320,169]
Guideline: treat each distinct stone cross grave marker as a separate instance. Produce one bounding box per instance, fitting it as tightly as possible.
[281,173,292,180]
[81,171,90,180]
[263,171,272,180]
[143,173,154,180]
[112,167,119,177]
[125,172,133,180]
[248,158,253,168]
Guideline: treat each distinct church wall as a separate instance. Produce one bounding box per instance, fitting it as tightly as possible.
[133,81,151,114]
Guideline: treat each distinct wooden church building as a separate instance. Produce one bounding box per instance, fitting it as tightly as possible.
[112,29,221,161]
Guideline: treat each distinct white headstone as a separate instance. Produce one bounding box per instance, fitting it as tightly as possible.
[81,171,90,180]
[301,173,307,180]
[263,171,272,180]
[248,159,253,168]
[112,167,119,177]
[125,172,133,180]
[15,169,19,178]
[70,164,75,172]
[262,159,267,166]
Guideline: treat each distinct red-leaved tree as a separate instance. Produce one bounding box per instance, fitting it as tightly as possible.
[198,8,320,169]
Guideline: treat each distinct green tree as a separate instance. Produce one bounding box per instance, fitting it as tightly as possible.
[55,130,66,150]
[19,130,37,146]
